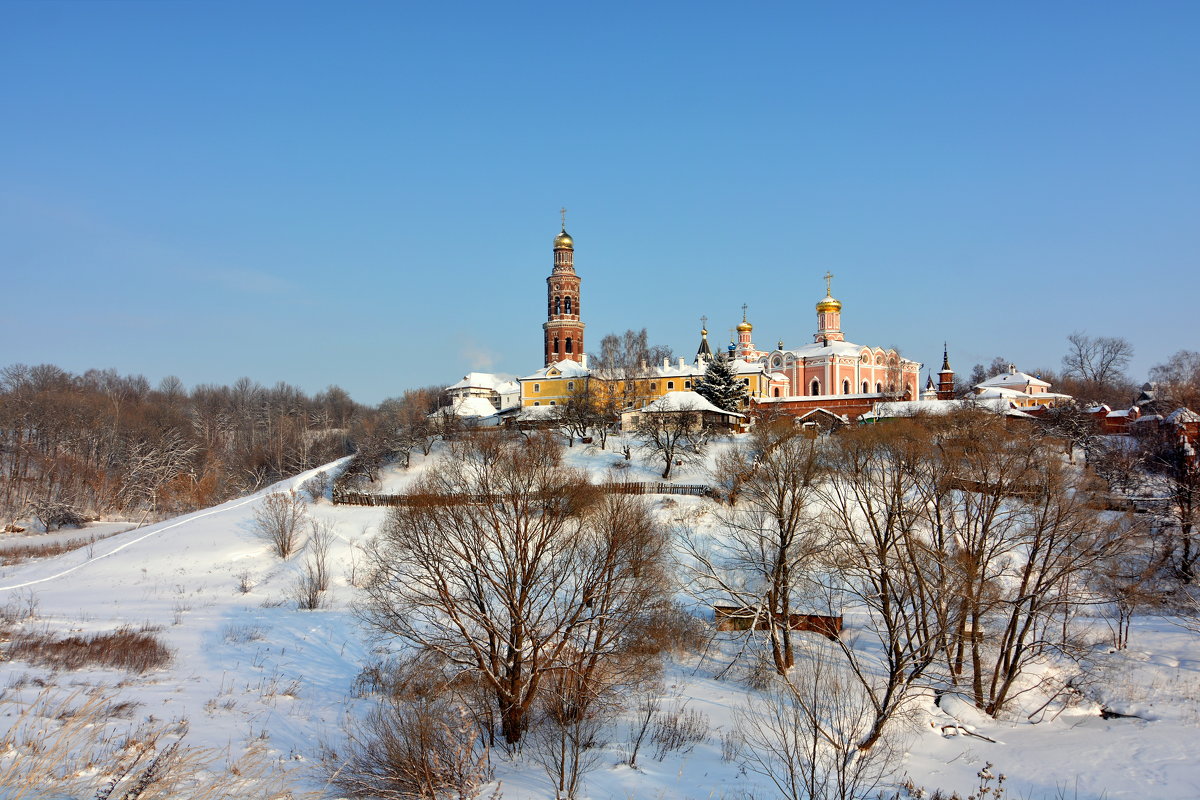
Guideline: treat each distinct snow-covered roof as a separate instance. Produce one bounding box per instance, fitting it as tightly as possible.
[514,405,561,420]
[447,372,518,393]
[445,396,499,418]
[1165,408,1200,424]
[1107,409,1134,418]
[1086,405,1112,414]
[728,358,769,376]
[860,397,1027,421]
[520,360,591,381]
[635,391,745,417]
[772,339,919,364]
[977,366,1051,390]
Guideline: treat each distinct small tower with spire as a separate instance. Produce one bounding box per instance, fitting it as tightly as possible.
[695,316,713,364]
[543,209,585,366]
[937,344,956,400]
[814,272,845,344]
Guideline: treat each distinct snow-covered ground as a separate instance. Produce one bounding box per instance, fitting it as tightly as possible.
[1,439,1198,799]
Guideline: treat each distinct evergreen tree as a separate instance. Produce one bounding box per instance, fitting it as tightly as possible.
[695,358,745,412]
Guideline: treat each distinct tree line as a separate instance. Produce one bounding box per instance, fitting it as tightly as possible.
[0,364,371,527]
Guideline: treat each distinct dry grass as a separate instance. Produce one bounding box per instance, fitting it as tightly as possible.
[0,687,322,799]
[6,626,172,673]
[0,531,120,565]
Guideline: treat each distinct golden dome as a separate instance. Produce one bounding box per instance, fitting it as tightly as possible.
[553,229,574,250]
[816,294,842,313]
[736,320,753,332]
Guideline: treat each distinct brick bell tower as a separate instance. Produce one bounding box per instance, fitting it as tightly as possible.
[543,208,585,366]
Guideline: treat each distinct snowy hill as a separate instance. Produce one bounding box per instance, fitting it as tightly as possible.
[1,441,1199,799]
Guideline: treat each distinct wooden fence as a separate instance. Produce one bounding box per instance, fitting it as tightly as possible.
[332,481,714,508]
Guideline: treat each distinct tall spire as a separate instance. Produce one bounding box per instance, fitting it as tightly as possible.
[937,344,956,400]
[696,315,713,361]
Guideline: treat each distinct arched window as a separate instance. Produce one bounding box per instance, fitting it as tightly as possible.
[875,382,883,393]
[555,297,562,315]
[862,381,869,393]
[553,337,559,353]
[774,388,781,397]
[889,383,896,393]
[565,296,573,314]
[565,337,573,353]
[667,381,674,389]
[533,401,540,406]
[843,379,850,395]
[810,379,820,396]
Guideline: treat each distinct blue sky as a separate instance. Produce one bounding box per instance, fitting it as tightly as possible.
[3,1,1197,403]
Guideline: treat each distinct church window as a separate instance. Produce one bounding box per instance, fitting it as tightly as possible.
[810,379,820,396]
[554,297,561,315]
[889,383,896,393]
[774,388,780,397]
[843,379,850,395]
[565,296,573,314]
[565,337,573,353]
[550,401,556,405]
[862,381,869,393]
[743,378,750,385]
[876,382,882,393]
[667,381,674,389]
[554,337,560,353]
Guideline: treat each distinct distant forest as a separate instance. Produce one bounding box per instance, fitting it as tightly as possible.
[0,364,396,528]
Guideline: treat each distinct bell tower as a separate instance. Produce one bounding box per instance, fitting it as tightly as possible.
[543,209,585,366]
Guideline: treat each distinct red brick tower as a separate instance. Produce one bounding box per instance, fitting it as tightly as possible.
[543,210,585,366]
[937,344,956,400]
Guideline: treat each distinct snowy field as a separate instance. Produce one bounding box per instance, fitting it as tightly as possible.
[1,439,1198,799]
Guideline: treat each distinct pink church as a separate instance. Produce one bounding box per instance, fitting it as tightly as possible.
[745,276,922,422]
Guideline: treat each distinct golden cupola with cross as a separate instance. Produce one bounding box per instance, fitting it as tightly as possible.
[814,271,845,343]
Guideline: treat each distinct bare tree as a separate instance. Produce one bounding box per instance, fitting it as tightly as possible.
[1062,331,1134,386]
[296,518,336,609]
[360,433,668,745]
[634,401,711,480]
[816,423,946,749]
[1149,350,1200,410]
[1140,424,1200,581]
[737,643,896,800]
[557,383,615,449]
[253,491,308,559]
[684,429,823,674]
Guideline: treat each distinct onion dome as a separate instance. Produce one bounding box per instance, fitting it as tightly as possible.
[816,293,842,313]
[736,320,753,332]
[553,228,574,250]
